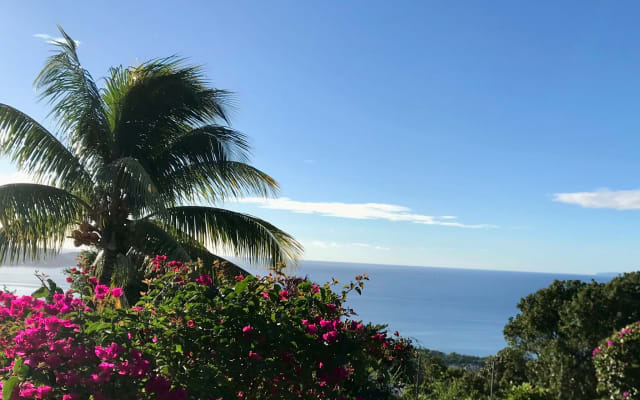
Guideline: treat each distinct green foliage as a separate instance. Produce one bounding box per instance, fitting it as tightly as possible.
[129,259,415,399]
[11,257,414,399]
[503,273,640,399]
[401,352,489,400]
[504,383,552,400]
[0,26,302,288]
[593,322,640,399]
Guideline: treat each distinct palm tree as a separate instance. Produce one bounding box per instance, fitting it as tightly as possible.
[0,27,302,286]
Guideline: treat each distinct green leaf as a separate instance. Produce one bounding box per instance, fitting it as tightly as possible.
[175,344,183,354]
[13,357,29,378]
[152,206,302,268]
[2,376,20,400]
[234,280,248,294]
[31,286,49,298]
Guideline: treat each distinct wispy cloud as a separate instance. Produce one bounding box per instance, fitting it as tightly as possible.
[237,197,493,228]
[554,188,640,210]
[303,159,315,164]
[34,33,81,46]
[309,241,390,251]
[351,242,390,251]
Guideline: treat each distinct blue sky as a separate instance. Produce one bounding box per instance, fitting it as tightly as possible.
[2,1,640,273]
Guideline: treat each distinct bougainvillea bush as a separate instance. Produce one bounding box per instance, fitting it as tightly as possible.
[592,321,640,399]
[0,257,414,399]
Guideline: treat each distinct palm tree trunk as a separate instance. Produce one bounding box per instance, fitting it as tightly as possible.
[102,248,117,284]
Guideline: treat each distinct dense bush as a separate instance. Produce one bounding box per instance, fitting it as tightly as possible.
[593,321,640,399]
[503,273,640,400]
[503,383,552,400]
[0,256,414,399]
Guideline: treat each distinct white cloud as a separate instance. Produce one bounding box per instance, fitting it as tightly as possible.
[34,33,81,46]
[0,171,35,186]
[237,197,493,228]
[554,188,640,210]
[309,241,390,251]
[351,242,390,251]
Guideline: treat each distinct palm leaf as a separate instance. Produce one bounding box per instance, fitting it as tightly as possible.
[150,206,302,267]
[0,184,90,262]
[167,226,247,275]
[127,220,190,261]
[161,161,279,202]
[34,26,111,167]
[160,125,251,165]
[0,225,61,263]
[95,157,164,216]
[105,58,232,159]
[0,183,91,225]
[0,104,93,195]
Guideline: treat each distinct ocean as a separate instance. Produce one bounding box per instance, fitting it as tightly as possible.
[0,254,611,356]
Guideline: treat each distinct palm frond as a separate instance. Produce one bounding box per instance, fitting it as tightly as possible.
[166,226,247,275]
[159,125,251,165]
[0,225,63,263]
[105,57,232,159]
[0,184,90,262]
[0,104,94,196]
[34,26,111,167]
[0,183,91,225]
[95,157,164,216]
[127,220,190,261]
[150,206,302,267]
[161,161,279,202]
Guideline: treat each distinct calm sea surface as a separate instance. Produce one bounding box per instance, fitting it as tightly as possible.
[0,256,611,356]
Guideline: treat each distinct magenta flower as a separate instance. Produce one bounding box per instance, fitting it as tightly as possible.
[36,385,53,399]
[306,323,317,335]
[248,351,262,361]
[94,285,110,300]
[195,274,213,287]
[111,287,124,298]
[242,325,254,334]
[323,330,339,343]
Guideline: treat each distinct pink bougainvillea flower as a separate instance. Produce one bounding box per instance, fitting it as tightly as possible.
[248,351,262,361]
[95,285,110,300]
[242,325,254,334]
[111,287,124,298]
[306,323,317,335]
[195,274,213,287]
[279,290,290,301]
[235,275,245,281]
[187,320,195,328]
[88,276,98,285]
[323,330,339,344]
[36,385,53,399]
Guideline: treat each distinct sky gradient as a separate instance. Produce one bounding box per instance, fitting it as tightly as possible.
[2,1,640,274]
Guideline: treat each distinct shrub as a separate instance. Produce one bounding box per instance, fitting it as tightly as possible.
[504,383,552,400]
[0,257,415,399]
[592,321,640,399]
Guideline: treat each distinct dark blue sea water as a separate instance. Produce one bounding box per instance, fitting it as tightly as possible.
[0,256,612,356]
